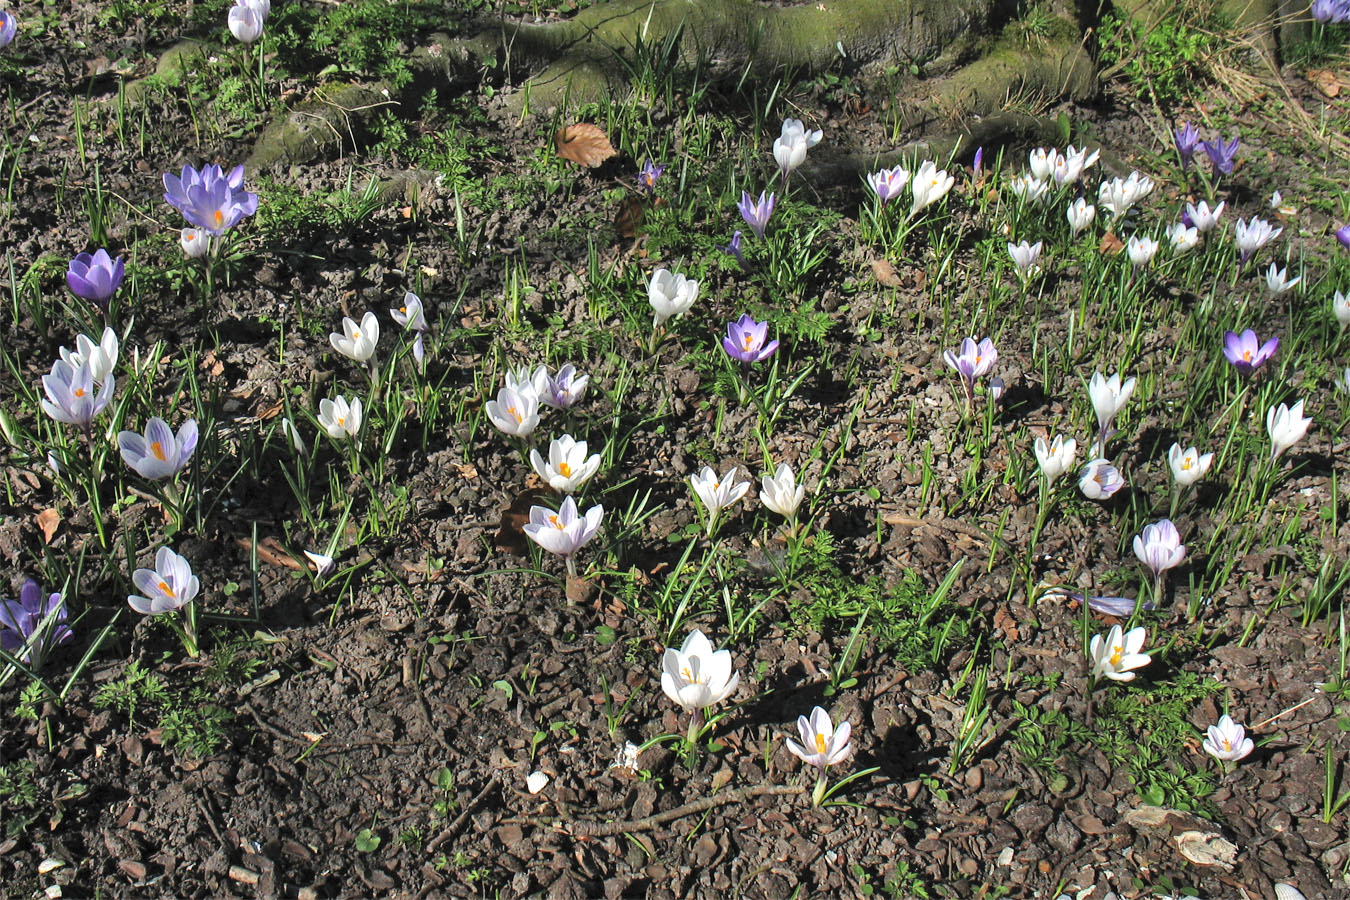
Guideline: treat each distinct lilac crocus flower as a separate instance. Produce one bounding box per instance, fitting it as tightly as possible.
[737,190,775,239]
[0,10,16,48]
[723,231,744,263]
[1337,224,1350,250]
[534,363,588,409]
[118,417,199,480]
[1174,122,1199,168]
[637,159,664,193]
[163,163,259,236]
[721,314,778,364]
[868,165,909,206]
[1079,458,1124,500]
[942,337,997,410]
[971,146,984,179]
[0,581,73,668]
[66,249,125,310]
[1202,136,1239,176]
[1133,519,1186,598]
[40,359,115,431]
[1222,329,1278,376]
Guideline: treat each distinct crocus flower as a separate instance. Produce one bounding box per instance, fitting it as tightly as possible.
[1314,0,1346,21]
[1097,171,1154,219]
[1222,329,1278,375]
[1009,174,1050,205]
[180,227,211,258]
[58,327,118,384]
[1166,222,1199,254]
[1337,225,1350,250]
[1028,147,1058,181]
[485,386,538,438]
[689,465,751,536]
[391,291,428,333]
[1202,135,1239,176]
[637,159,664,193]
[504,364,542,400]
[1079,458,1124,500]
[1173,122,1199,167]
[0,581,72,668]
[529,434,601,493]
[0,10,16,47]
[1203,715,1254,763]
[227,0,263,43]
[1168,443,1213,487]
[522,495,603,571]
[721,314,778,365]
[1034,434,1077,485]
[1185,199,1224,233]
[534,363,588,409]
[330,311,379,364]
[786,706,854,804]
[303,550,336,578]
[737,190,775,239]
[773,118,822,180]
[1334,290,1350,327]
[1267,399,1311,461]
[128,547,200,616]
[1088,370,1135,454]
[1263,263,1301,296]
[1133,519,1186,582]
[1066,198,1095,235]
[660,629,740,713]
[910,160,955,216]
[66,249,125,309]
[760,462,805,522]
[317,394,362,441]
[723,231,744,263]
[1234,217,1281,263]
[867,164,909,206]
[1089,624,1150,681]
[943,337,997,409]
[118,417,199,480]
[648,268,699,327]
[162,163,259,236]
[1007,241,1042,279]
[280,416,308,457]
[1053,144,1099,185]
[1127,234,1159,268]
[971,146,984,180]
[40,359,114,430]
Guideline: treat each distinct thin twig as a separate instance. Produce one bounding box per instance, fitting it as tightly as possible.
[425,772,501,853]
[507,783,806,837]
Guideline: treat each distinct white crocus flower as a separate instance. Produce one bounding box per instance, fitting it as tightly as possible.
[1263,263,1301,296]
[522,496,603,574]
[1202,715,1254,763]
[1234,217,1281,260]
[760,462,805,521]
[485,386,539,438]
[1088,370,1136,453]
[529,434,601,494]
[648,268,700,328]
[59,327,119,384]
[1066,198,1096,235]
[1053,144,1099,185]
[1127,234,1159,268]
[689,465,751,536]
[1167,443,1213,487]
[1007,240,1043,279]
[910,160,955,217]
[317,395,362,441]
[772,118,822,179]
[660,629,740,713]
[1334,290,1350,327]
[1034,434,1076,485]
[1185,199,1225,233]
[1009,174,1050,205]
[1266,399,1311,461]
[180,227,211,258]
[329,311,379,364]
[1027,147,1059,181]
[128,547,200,616]
[1089,624,1150,681]
[1166,222,1199,254]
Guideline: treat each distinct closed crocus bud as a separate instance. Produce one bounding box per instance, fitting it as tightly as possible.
[1067,198,1095,235]
[760,462,805,521]
[648,268,699,327]
[228,0,264,43]
[1267,399,1311,461]
[1334,290,1350,328]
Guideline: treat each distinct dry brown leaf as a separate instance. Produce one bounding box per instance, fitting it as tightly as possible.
[36,509,60,544]
[555,123,617,168]
[1099,232,1125,255]
[494,488,553,556]
[992,604,1021,642]
[871,258,901,287]
[1308,68,1343,98]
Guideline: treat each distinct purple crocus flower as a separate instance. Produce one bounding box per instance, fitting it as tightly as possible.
[163,163,259,236]
[0,580,73,668]
[1312,0,1350,22]
[1174,122,1200,168]
[971,146,984,179]
[0,10,16,48]
[1202,136,1239,176]
[721,314,778,364]
[868,165,908,206]
[942,336,997,410]
[637,159,664,193]
[723,230,744,263]
[1222,329,1278,375]
[737,190,776,239]
[1337,224,1350,249]
[66,249,125,309]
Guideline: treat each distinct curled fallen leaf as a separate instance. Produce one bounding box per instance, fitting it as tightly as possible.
[871,258,901,287]
[1307,68,1343,98]
[495,488,552,556]
[555,123,617,168]
[1099,232,1124,255]
[36,509,61,544]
